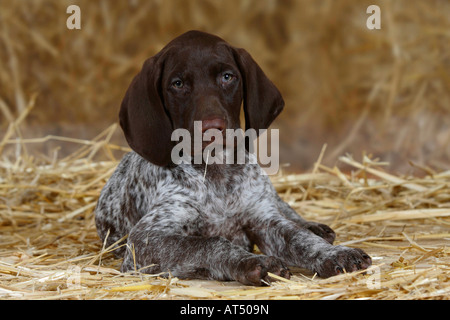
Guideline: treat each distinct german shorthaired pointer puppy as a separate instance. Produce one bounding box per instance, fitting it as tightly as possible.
[95,30,371,286]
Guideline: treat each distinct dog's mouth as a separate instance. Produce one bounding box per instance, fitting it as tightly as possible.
[172,125,250,165]
[186,130,229,157]
[201,131,226,149]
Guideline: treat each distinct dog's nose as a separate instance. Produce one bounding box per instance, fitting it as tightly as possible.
[201,118,226,133]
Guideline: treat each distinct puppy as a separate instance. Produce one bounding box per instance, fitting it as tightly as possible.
[95,31,371,286]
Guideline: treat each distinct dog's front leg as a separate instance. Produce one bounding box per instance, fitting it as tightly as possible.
[275,195,336,244]
[245,216,372,278]
[120,214,290,286]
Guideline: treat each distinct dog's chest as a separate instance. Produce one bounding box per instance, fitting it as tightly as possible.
[175,164,262,234]
[198,175,251,216]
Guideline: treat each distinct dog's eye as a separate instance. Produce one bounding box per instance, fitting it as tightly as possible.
[221,73,234,83]
[172,80,184,89]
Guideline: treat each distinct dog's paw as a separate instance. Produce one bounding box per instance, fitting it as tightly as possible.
[303,221,336,244]
[236,255,291,286]
[314,246,372,278]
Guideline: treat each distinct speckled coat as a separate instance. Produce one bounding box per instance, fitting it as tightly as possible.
[94,31,371,286]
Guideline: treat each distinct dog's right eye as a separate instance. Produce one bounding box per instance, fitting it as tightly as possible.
[172,80,184,89]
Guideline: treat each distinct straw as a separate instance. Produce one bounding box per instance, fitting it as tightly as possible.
[0,122,449,299]
[0,0,449,300]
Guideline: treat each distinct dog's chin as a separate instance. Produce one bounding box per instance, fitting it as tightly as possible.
[202,139,225,150]
[188,140,238,161]
[196,133,226,151]
[189,141,227,157]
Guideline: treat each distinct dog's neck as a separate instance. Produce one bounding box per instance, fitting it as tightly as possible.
[168,148,257,182]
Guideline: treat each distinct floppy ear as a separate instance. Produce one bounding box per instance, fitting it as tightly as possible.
[119,56,173,166]
[232,48,285,132]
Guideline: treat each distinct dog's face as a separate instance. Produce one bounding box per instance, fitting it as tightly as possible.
[119,30,284,166]
[160,35,243,147]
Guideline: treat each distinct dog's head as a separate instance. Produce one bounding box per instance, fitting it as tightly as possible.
[119,30,284,166]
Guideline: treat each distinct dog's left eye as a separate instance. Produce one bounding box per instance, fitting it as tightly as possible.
[221,73,234,83]
[172,80,184,89]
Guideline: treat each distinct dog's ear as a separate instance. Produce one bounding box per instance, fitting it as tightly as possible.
[119,56,173,166]
[232,48,284,132]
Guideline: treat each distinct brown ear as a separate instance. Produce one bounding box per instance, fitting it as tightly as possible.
[119,56,173,166]
[232,48,284,132]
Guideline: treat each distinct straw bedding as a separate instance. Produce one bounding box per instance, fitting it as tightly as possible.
[1,0,449,173]
[0,125,449,300]
[0,0,449,299]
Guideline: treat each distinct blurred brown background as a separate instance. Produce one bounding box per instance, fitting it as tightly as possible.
[0,0,449,174]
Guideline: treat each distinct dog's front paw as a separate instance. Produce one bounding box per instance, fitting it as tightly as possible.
[314,246,372,278]
[303,221,336,244]
[235,255,291,286]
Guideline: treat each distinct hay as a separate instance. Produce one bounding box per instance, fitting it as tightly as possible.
[0,0,448,301]
[1,0,449,173]
[0,123,449,300]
